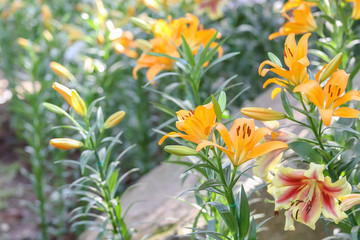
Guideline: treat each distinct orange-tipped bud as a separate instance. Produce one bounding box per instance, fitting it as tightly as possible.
[50,62,75,81]
[52,82,72,105]
[50,138,83,150]
[318,53,343,83]
[96,33,105,45]
[70,90,87,117]
[164,145,198,156]
[104,111,126,129]
[241,107,286,121]
[41,4,51,22]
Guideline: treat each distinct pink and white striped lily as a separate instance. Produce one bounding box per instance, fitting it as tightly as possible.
[268,163,351,230]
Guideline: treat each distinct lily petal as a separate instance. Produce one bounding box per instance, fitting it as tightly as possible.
[332,90,360,109]
[319,108,334,127]
[247,141,288,159]
[293,80,324,108]
[333,107,360,119]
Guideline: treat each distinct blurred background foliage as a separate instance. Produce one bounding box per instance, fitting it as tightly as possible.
[0,0,282,238]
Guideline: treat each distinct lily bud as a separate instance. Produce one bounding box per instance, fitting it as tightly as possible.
[50,62,76,81]
[52,82,72,105]
[164,145,198,156]
[42,102,66,115]
[241,107,286,121]
[71,89,87,117]
[50,138,83,150]
[96,33,105,45]
[130,17,152,32]
[318,53,343,83]
[135,39,152,51]
[340,194,360,211]
[104,111,126,129]
[358,183,360,190]
[41,4,51,27]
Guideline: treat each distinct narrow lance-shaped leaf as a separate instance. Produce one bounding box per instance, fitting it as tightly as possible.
[239,185,250,239]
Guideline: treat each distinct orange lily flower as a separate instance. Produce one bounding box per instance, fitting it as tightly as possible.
[133,37,179,82]
[158,102,216,145]
[294,70,360,126]
[346,0,360,20]
[340,194,360,211]
[268,163,351,230]
[281,0,318,14]
[259,33,310,99]
[134,14,222,81]
[269,3,317,40]
[196,118,288,167]
[110,29,138,58]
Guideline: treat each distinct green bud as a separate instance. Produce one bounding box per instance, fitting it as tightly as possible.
[319,53,343,83]
[42,102,66,115]
[164,145,198,156]
[130,17,152,32]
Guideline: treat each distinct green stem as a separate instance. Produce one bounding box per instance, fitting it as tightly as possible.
[90,137,122,236]
[213,150,240,240]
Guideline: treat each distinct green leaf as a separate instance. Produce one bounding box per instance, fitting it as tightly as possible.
[86,96,105,120]
[212,94,222,122]
[108,169,119,194]
[80,150,94,174]
[218,91,227,112]
[42,102,66,115]
[143,72,180,87]
[351,226,359,240]
[203,52,240,75]
[288,141,322,163]
[181,34,195,67]
[146,51,182,62]
[97,107,104,130]
[151,102,176,117]
[267,52,282,68]
[281,89,294,118]
[239,186,250,239]
[184,163,219,174]
[248,218,256,240]
[206,202,238,234]
[197,179,223,192]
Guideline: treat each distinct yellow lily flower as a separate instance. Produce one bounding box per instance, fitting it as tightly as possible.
[158,102,216,145]
[194,0,226,20]
[259,33,310,99]
[50,138,83,150]
[196,118,288,167]
[268,163,351,230]
[346,0,360,20]
[340,194,360,211]
[269,3,317,40]
[294,70,360,126]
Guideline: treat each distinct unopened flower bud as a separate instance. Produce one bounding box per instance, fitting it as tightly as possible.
[241,107,286,121]
[164,145,198,156]
[135,39,152,51]
[42,102,66,115]
[50,138,83,150]
[130,17,152,32]
[41,4,51,22]
[104,111,126,129]
[96,33,105,45]
[71,89,87,117]
[318,53,343,83]
[357,183,360,190]
[50,62,76,81]
[52,82,72,105]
